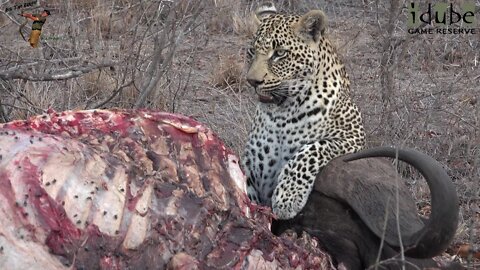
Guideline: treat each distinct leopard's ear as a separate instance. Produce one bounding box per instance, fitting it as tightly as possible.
[254,2,277,26]
[294,10,327,43]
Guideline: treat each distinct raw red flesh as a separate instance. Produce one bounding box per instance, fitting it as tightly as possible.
[0,109,333,269]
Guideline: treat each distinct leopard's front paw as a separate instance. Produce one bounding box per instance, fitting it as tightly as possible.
[271,176,310,220]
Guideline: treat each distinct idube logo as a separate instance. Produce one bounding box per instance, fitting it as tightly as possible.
[408,2,477,34]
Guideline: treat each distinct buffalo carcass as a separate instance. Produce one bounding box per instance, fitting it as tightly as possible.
[0,109,334,270]
[273,147,462,270]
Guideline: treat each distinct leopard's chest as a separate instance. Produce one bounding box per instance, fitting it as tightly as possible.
[244,102,329,205]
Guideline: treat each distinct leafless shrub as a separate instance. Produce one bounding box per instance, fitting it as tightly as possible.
[348,1,480,257]
[72,0,97,11]
[0,0,206,117]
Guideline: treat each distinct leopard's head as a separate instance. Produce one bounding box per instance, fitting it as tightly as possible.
[246,4,330,105]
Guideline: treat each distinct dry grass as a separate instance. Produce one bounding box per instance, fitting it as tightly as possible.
[206,0,241,33]
[83,70,116,97]
[209,54,244,88]
[232,11,258,38]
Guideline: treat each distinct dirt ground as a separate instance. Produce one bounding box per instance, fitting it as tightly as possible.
[1,0,479,267]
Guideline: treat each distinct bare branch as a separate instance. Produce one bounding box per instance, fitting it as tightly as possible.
[0,9,22,27]
[0,91,8,122]
[133,2,172,109]
[133,1,204,108]
[92,80,135,109]
[134,33,167,108]
[0,62,117,81]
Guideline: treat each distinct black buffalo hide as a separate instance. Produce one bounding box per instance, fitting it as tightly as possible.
[272,148,462,270]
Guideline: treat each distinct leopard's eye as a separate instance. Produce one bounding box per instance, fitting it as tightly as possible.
[247,47,255,58]
[272,49,288,60]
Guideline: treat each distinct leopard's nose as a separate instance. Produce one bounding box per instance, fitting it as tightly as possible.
[247,77,264,88]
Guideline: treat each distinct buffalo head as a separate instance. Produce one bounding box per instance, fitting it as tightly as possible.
[272,147,461,269]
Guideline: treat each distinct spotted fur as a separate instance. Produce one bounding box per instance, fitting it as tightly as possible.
[243,7,365,219]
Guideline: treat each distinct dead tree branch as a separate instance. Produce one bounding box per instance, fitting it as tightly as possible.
[0,62,117,81]
[92,80,135,109]
[133,1,204,108]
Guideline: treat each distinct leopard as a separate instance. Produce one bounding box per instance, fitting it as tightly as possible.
[242,4,365,220]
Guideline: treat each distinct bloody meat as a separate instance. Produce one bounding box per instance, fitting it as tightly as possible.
[0,109,333,270]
